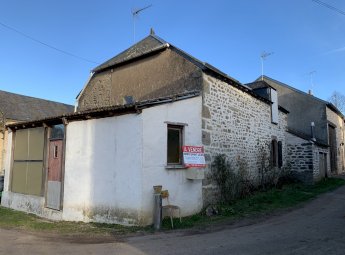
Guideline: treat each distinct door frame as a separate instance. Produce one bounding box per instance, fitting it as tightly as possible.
[44,124,67,210]
[328,124,337,174]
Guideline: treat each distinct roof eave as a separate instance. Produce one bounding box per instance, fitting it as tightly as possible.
[7,91,201,130]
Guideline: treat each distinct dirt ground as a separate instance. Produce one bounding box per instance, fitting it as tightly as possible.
[1,184,345,255]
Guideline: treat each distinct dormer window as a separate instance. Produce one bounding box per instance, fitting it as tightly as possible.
[270,88,278,124]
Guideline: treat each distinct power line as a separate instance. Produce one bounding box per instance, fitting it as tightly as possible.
[312,0,345,16]
[0,21,99,64]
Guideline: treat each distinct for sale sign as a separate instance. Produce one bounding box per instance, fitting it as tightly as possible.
[182,146,206,168]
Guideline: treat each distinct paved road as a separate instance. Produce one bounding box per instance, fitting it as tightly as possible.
[1,185,345,255]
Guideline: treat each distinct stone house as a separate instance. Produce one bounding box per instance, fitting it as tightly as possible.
[76,31,288,203]
[247,76,345,183]
[0,90,74,175]
[1,32,288,225]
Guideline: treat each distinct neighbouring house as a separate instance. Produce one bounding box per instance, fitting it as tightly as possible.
[0,90,74,175]
[1,31,288,226]
[247,76,345,184]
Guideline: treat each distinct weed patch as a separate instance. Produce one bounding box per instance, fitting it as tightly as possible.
[161,177,345,229]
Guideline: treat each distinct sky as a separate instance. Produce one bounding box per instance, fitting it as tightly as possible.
[0,0,344,105]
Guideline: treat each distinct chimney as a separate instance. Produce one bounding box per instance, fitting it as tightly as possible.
[311,122,316,142]
[308,89,313,96]
[150,28,155,35]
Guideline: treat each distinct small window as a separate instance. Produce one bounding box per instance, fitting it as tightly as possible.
[270,89,278,124]
[167,125,183,165]
[54,145,58,158]
[50,124,64,140]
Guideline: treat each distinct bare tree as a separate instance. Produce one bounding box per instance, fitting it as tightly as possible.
[329,91,345,114]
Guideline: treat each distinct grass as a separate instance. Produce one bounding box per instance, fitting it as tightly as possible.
[0,206,151,236]
[161,177,345,229]
[0,177,344,235]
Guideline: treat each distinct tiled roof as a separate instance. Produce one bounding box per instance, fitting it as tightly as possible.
[7,91,201,129]
[92,34,168,73]
[287,128,328,148]
[88,32,270,106]
[246,80,272,90]
[258,75,344,118]
[0,90,74,121]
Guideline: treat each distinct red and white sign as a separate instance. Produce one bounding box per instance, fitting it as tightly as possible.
[182,146,206,168]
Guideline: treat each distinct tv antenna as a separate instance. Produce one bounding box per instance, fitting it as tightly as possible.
[132,4,152,42]
[260,51,274,80]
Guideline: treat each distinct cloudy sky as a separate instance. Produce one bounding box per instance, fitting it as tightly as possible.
[0,0,344,105]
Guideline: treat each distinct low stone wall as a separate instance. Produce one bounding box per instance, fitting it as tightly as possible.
[286,132,330,184]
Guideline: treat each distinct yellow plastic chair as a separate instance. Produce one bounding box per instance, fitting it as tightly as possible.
[161,190,181,228]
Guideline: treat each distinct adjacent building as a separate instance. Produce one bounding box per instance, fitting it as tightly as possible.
[0,90,74,175]
[248,76,345,183]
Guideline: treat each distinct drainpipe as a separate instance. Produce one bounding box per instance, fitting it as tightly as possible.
[153,186,162,230]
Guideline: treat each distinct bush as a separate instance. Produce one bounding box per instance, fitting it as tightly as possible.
[210,154,253,204]
[210,146,294,205]
[257,141,293,190]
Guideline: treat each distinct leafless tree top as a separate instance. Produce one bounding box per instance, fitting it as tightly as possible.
[329,91,345,114]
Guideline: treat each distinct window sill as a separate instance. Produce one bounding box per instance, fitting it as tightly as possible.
[165,165,187,170]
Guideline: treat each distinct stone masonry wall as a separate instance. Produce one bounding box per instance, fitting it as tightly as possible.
[286,132,330,184]
[326,107,345,173]
[202,74,288,205]
[286,132,313,184]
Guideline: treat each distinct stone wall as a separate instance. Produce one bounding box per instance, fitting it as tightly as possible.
[312,145,330,181]
[286,132,313,184]
[286,131,330,184]
[326,107,345,173]
[201,73,288,205]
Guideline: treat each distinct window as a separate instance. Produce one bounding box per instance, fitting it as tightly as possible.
[270,89,278,124]
[50,124,64,139]
[167,125,183,165]
[54,145,58,158]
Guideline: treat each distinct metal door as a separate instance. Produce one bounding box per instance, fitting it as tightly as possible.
[319,153,327,179]
[46,139,63,210]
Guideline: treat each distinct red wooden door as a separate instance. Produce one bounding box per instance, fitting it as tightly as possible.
[48,140,63,181]
[46,139,63,210]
